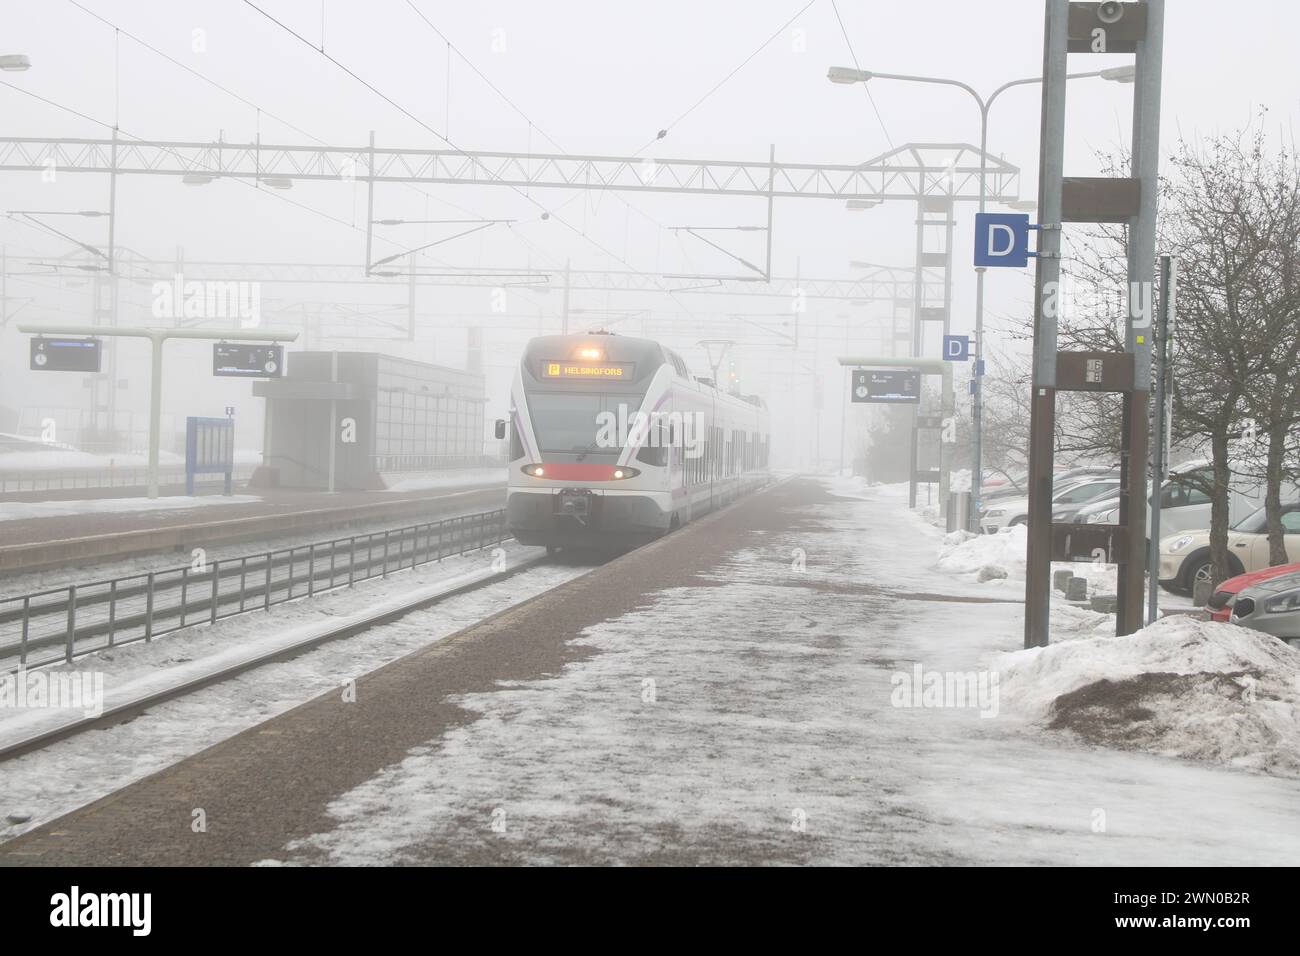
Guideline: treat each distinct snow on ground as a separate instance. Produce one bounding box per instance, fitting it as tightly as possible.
[938,525,1027,580]
[0,447,185,471]
[998,616,1300,776]
[0,488,506,598]
[264,476,1300,866]
[383,468,507,492]
[0,543,591,841]
[0,494,262,523]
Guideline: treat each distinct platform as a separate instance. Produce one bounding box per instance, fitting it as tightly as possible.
[0,476,506,574]
[3,477,1299,866]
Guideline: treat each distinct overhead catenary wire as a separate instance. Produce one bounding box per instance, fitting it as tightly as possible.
[828,0,896,152]
[632,0,819,156]
[0,79,403,252]
[58,0,564,330]
[0,23,552,321]
[239,0,706,321]
[64,0,495,228]
[239,1,648,278]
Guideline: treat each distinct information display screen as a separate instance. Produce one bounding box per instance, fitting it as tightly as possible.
[541,361,633,380]
[213,343,284,378]
[851,368,921,404]
[30,337,102,372]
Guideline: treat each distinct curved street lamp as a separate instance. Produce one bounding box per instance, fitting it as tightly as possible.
[828,62,1136,527]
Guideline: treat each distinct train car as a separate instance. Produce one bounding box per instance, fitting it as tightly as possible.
[495,332,769,552]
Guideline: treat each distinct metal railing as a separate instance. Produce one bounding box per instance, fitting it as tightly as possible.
[1,507,509,672]
[0,466,256,495]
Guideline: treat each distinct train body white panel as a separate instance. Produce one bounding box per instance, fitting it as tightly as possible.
[502,333,769,550]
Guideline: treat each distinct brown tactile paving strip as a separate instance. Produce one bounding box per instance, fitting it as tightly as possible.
[0,479,817,866]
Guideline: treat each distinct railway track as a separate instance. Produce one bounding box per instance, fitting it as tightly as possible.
[0,550,554,762]
[0,483,505,574]
[2,508,510,670]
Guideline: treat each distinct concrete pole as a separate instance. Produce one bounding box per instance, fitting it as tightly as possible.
[1023,0,1068,649]
[405,254,416,343]
[364,131,375,275]
[1117,0,1164,636]
[971,104,989,529]
[147,332,164,499]
[1147,255,1175,624]
[562,259,571,335]
[327,350,338,494]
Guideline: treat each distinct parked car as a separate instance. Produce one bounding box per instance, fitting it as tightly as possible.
[1051,478,1125,522]
[1157,502,1300,595]
[979,464,1112,502]
[1224,568,1300,648]
[1206,562,1300,623]
[979,474,1120,534]
[1078,458,1299,536]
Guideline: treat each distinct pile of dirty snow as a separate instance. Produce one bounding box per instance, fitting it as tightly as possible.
[937,525,1027,582]
[998,616,1300,776]
[935,524,1120,596]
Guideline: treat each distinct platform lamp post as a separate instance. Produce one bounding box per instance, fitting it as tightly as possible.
[828,63,1134,527]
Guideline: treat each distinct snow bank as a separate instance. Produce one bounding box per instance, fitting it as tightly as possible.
[0,495,261,522]
[0,448,185,471]
[998,616,1300,776]
[935,524,1119,596]
[938,525,1027,580]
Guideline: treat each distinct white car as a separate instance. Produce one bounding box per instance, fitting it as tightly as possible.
[1157,503,1300,595]
[979,476,1120,534]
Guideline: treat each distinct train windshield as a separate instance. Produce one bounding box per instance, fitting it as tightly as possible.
[526,390,647,454]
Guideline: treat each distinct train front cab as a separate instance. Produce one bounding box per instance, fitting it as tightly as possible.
[501,336,676,551]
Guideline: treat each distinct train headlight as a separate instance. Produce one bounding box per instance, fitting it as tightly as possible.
[578,347,604,360]
[613,469,625,479]
[528,465,545,477]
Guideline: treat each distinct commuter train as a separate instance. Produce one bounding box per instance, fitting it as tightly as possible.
[496,332,770,552]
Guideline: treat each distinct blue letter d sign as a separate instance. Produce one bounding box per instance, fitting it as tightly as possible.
[974,213,1031,268]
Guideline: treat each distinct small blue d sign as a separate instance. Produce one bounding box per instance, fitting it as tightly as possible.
[942,334,970,362]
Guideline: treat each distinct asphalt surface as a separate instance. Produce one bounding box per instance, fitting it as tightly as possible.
[0,479,800,865]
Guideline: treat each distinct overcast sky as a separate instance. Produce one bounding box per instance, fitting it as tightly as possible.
[3,1,1297,466]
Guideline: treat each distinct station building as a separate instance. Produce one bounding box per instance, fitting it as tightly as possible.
[252,351,488,490]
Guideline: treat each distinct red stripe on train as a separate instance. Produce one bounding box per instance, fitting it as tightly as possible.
[528,462,626,481]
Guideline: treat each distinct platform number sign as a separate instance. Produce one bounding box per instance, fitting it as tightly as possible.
[973,213,1032,268]
[942,334,970,361]
[852,370,871,402]
[30,337,102,372]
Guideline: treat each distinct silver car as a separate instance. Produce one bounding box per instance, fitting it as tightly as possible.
[1229,569,1300,648]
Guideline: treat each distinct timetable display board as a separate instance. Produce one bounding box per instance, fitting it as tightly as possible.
[30,337,102,372]
[213,343,283,378]
[851,369,921,404]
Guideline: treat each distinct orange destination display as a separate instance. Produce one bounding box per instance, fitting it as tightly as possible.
[541,361,634,379]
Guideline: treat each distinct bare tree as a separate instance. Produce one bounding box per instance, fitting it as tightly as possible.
[1010,127,1299,584]
[1163,125,1300,581]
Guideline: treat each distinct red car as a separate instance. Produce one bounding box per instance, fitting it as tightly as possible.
[1206,562,1300,622]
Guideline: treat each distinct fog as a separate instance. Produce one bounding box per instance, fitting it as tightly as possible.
[1,0,1295,469]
